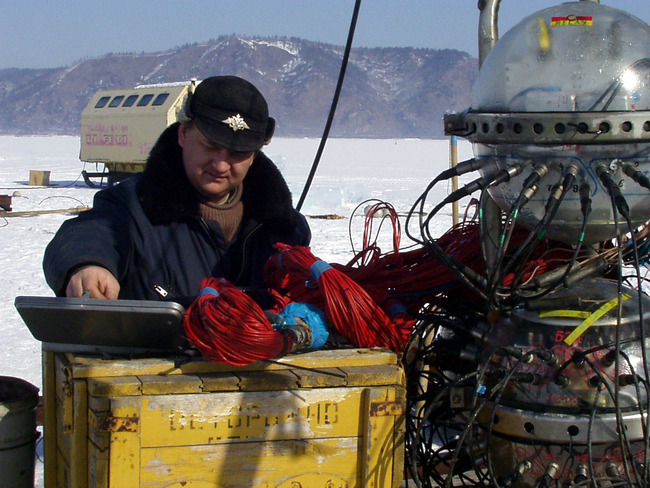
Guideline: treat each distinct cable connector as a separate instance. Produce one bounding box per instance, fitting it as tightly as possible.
[499,460,532,488]
[515,164,548,207]
[622,161,650,191]
[435,158,484,182]
[441,162,527,206]
[545,183,564,213]
[532,256,607,289]
[535,462,560,488]
[595,163,630,219]
[488,161,528,189]
[522,163,549,189]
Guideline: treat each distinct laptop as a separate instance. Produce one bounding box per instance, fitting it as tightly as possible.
[15,296,190,355]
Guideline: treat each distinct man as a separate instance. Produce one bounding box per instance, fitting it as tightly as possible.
[43,76,310,305]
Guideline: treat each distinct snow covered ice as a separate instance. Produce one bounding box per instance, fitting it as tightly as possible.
[0,134,472,486]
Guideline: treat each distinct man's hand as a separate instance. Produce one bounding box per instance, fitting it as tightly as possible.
[66,265,120,299]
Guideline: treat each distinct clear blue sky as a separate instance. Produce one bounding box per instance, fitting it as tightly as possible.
[0,1,647,69]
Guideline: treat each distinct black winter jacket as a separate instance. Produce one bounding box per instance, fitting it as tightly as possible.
[43,123,310,305]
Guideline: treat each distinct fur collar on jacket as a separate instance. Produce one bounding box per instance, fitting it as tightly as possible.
[138,122,298,231]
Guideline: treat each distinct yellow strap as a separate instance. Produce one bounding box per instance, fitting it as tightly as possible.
[539,310,591,319]
[564,294,631,346]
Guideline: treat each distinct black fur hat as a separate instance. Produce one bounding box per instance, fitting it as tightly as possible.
[187,76,275,152]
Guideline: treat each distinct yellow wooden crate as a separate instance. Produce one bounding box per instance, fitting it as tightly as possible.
[42,348,405,488]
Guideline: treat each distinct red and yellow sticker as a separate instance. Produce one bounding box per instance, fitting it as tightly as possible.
[551,15,593,27]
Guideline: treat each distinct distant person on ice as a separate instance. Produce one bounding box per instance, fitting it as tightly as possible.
[43,75,310,305]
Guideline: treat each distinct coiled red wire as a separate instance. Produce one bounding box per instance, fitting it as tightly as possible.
[265,243,407,352]
[183,277,290,366]
[333,200,571,314]
[184,200,571,365]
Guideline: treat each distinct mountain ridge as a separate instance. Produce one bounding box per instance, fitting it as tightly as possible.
[0,35,478,138]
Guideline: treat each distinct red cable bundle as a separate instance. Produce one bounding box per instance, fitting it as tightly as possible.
[183,277,290,366]
[265,243,405,352]
[334,216,572,314]
[379,296,416,346]
[331,220,485,315]
[264,246,325,310]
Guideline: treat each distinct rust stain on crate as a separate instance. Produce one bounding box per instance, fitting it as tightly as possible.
[370,401,404,417]
[95,414,140,433]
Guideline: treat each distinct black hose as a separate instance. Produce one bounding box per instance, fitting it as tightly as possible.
[295,0,362,211]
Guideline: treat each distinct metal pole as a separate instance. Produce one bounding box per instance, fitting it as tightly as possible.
[478,0,503,271]
[450,135,459,225]
[478,0,501,66]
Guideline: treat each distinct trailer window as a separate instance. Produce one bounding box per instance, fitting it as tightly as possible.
[137,94,154,106]
[108,96,125,108]
[123,95,139,107]
[152,93,170,106]
[95,96,111,108]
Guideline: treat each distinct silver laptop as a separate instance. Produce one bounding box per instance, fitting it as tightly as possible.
[15,296,189,355]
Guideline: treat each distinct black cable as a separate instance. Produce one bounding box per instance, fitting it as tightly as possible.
[587,58,650,112]
[480,163,540,280]
[402,308,490,487]
[622,161,650,191]
[484,163,547,301]
[427,162,526,223]
[433,157,484,184]
[601,171,637,485]
[502,166,577,300]
[295,0,362,211]
[582,353,639,481]
[483,348,541,488]
[586,380,603,487]
[412,163,529,301]
[617,350,650,486]
[595,164,630,220]
[618,205,650,486]
[403,186,488,299]
[512,181,592,303]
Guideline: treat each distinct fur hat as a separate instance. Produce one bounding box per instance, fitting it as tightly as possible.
[186,76,275,152]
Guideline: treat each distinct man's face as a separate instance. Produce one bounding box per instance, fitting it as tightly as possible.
[178,122,255,204]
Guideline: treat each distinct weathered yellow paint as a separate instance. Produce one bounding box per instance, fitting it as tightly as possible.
[44,348,405,487]
[42,351,57,488]
[87,441,109,488]
[66,348,398,379]
[344,364,405,386]
[107,400,141,487]
[54,354,74,434]
[69,378,89,487]
[139,387,368,448]
[197,372,241,392]
[88,376,142,397]
[138,374,202,395]
[362,388,405,488]
[233,369,300,391]
[140,438,360,488]
[292,367,347,388]
[49,352,91,487]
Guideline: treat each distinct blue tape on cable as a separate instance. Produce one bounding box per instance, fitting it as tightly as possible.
[388,303,408,317]
[199,287,220,298]
[309,260,332,283]
[280,302,329,349]
[276,249,286,270]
